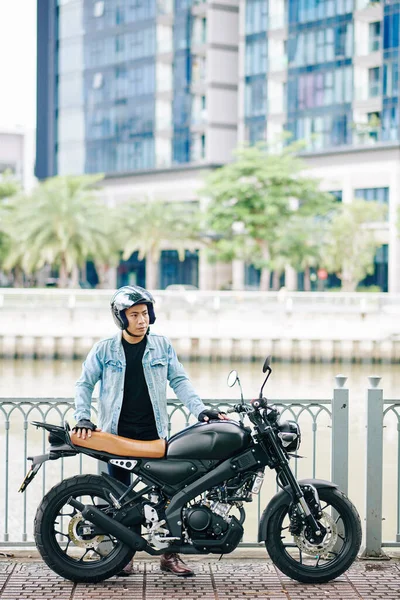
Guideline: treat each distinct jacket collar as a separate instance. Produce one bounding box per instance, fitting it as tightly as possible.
[111,330,156,353]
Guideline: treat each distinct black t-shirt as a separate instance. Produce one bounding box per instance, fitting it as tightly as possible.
[118,335,159,441]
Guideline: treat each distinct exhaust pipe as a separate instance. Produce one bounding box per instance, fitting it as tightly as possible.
[68,497,148,552]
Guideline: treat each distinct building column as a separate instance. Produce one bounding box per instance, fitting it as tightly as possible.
[198,247,212,290]
[284,265,297,291]
[232,259,245,290]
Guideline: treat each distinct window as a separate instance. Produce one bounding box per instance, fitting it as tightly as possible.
[354,187,389,216]
[368,67,381,97]
[369,22,381,53]
[245,78,267,117]
[245,37,267,76]
[383,61,399,97]
[246,119,266,144]
[246,0,267,34]
[383,12,400,50]
[329,190,342,202]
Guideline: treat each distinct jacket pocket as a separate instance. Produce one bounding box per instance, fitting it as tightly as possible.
[104,359,123,373]
[150,357,167,367]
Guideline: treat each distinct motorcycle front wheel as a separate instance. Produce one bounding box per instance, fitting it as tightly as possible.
[34,474,137,583]
[265,487,362,583]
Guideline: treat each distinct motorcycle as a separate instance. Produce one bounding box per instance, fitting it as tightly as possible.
[19,356,361,584]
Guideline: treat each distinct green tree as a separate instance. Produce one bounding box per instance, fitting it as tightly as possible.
[278,215,327,291]
[0,172,21,283]
[203,140,334,290]
[2,174,116,288]
[321,199,387,292]
[117,198,200,289]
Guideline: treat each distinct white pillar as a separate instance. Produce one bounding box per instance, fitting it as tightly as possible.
[232,259,245,290]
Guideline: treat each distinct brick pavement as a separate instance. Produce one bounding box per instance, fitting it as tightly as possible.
[0,558,399,600]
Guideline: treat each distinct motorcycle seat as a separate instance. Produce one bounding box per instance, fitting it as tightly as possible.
[70,430,166,458]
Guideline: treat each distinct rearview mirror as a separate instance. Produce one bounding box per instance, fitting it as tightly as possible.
[262,356,272,373]
[227,370,238,387]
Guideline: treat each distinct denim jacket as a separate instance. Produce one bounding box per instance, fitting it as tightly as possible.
[74,332,206,439]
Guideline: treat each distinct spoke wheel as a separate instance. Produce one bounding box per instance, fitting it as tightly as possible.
[34,474,137,583]
[265,488,361,583]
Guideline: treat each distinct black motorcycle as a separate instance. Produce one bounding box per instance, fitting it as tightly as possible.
[20,357,361,584]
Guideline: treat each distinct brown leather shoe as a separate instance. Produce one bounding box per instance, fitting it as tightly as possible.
[160,553,194,577]
[116,558,133,576]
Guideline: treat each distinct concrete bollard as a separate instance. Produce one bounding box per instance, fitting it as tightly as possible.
[361,375,388,559]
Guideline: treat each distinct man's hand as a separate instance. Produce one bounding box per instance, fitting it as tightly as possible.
[72,419,99,440]
[198,409,229,422]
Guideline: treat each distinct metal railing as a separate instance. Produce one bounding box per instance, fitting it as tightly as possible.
[0,381,398,555]
[0,394,339,547]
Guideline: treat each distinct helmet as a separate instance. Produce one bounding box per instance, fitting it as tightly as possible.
[110,285,156,330]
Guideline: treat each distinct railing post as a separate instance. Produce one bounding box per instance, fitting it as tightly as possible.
[331,375,349,494]
[361,375,388,558]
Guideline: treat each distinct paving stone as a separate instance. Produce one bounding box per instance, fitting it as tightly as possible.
[0,559,399,600]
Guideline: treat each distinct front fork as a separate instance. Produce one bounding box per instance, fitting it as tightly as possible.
[264,427,324,540]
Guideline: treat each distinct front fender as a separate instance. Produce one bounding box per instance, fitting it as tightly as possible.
[258,478,338,542]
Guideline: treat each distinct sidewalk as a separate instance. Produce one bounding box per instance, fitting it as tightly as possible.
[1,552,399,600]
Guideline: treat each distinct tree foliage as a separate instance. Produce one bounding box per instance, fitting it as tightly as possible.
[321,199,387,291]
[202,141,334,290]
[1,174,117,287]
[117,198,201,289]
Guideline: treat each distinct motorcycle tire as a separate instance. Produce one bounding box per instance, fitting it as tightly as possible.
[265,487,362,584]
[34,474,137,583]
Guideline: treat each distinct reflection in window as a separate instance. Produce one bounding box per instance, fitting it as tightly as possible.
[245,78,267,117]
[245,36,267,76]
[329,190,342,202]
[368,67,381,98]
[354,187,389,220]
[369,22,381,53]
[246,0,267,34]
[289,23,352,67]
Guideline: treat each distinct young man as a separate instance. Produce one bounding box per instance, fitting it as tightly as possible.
[73,285,227,577]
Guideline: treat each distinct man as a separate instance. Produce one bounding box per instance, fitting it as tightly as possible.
[73,285,227,577]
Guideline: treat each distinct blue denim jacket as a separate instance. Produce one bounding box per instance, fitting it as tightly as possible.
[74,332,206,439]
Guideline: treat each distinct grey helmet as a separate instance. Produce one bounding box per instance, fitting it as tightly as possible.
[110,285,156,330]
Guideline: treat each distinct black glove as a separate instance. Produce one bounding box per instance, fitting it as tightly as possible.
[198,409,226,422]
[72,419,97,436]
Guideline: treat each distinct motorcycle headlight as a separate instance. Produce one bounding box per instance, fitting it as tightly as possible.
[277,420,301,452]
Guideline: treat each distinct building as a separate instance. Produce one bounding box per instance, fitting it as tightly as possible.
[36,0,400,291]
[0,128,36,191]
[239,0,400,292]
[36,0,239,289]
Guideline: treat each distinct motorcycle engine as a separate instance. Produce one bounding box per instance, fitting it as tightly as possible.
[185,502,229,539]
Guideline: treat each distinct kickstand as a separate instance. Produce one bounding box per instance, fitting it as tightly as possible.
[218,554,223,561]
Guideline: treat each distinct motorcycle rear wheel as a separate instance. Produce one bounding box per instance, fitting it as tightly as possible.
[34,474,137,583]
[265,487,361,583]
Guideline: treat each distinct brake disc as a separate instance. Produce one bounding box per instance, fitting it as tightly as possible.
[293,511,338,558]
[67,512,105,549]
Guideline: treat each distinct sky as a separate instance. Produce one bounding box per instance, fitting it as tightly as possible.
[0,1,37,131]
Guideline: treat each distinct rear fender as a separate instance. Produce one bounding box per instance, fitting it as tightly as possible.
[258,478,338,542]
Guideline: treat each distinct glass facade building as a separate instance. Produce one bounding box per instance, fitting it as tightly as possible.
[36,0,239,179]
[242,0,400,152]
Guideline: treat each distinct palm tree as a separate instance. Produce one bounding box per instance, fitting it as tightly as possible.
[117,197,200,289]
[2,174,117,288]
[0,171,22,285]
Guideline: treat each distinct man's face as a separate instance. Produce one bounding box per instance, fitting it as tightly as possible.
[124,303,150,338]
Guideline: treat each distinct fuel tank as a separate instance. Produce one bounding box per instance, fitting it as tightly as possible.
[167,420,251,460]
